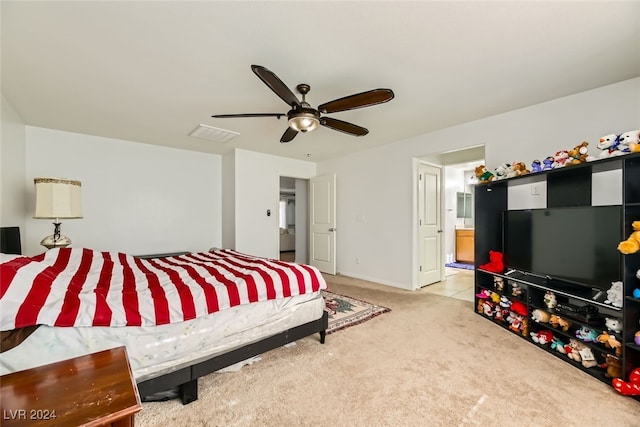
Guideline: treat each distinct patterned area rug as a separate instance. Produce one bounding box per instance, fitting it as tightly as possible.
[322,290,391,334]
[445,262,474,270]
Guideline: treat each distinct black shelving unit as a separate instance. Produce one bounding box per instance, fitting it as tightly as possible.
[474,153,640,399]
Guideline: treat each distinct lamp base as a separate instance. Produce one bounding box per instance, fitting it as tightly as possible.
[40,234,72,249]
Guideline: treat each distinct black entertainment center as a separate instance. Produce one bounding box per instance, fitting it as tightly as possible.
[474,153,640,400]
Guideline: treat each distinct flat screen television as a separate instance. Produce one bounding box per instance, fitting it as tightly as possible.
[503,206,622,291]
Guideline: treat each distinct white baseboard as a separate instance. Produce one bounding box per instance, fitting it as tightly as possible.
[334,270,412,291]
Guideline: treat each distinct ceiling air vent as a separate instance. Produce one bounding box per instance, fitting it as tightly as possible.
[189,124,239,143]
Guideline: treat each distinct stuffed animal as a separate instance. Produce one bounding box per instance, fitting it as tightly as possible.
[613,368,640,396]
[496,296,512,322]
[479,250,504,273]
[530,329,554,344]
[565,338,598,368]
[542,156,554,170]
[507,300,528,336]
[475,289,492,299]
[602,354,623,379]
[493,163,516,180]
[597,331,622,356]
[475,165,494,183]
[550,336,567,354]
[620,130,640,143]
[622,130,640,152]
[635,330,640,346]
[549,314,572,332]
[575,325,598,343]
[566,141,590,165]
[587,133,626,161]
[477,299,486,314]
[603,282,623,308]
[493,276,504,292]
[618,221,640,254]
[531,160,542,173]
[605,317,623,334]
[543,291,557,309]
[481,300,495,317]
[490,291,500,304]
[512,161,530,176]
[618,130,639,152]
[552,150,570,168]
[531,308,551,323]
[511,281,523,297]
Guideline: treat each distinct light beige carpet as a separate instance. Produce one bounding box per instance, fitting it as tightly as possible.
[136,274,640,427]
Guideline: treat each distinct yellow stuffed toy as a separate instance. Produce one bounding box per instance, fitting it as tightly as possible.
[618,221,640,254]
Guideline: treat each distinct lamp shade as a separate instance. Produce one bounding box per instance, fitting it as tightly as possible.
[34,178,83,219]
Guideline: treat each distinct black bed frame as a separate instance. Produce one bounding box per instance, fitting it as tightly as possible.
[134,251,328,405]
[137,312,327,404]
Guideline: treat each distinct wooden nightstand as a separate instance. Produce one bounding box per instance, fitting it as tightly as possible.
[1,346,142,426]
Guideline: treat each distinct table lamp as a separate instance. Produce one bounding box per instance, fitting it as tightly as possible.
[34,177,83,249]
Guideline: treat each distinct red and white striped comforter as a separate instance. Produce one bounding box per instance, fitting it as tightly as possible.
[0,248,327,330]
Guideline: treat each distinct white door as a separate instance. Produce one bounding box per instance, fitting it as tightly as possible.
[310,174,336,274]
[418,164,442,285]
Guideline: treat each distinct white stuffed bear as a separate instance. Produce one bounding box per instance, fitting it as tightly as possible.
[587,133,627,161]
[620,130,640,152]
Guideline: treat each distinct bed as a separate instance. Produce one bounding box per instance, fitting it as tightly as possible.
[0,244,328,404]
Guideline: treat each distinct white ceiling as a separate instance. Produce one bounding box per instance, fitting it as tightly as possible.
[2,1,639,162]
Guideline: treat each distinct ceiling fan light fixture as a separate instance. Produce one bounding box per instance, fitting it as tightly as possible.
[213,65,394,141]
[288,112,319,133]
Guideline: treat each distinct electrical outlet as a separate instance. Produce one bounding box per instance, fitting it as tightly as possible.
[356,257,360,264]
[531,184,540,195]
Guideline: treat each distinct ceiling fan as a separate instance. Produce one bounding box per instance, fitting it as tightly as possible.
[212,65,395,143]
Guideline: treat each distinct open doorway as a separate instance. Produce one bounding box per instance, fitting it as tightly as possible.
[441,148,485,274]
[417,145,485,287]
[442,159,484,275]
[279,176,309,263]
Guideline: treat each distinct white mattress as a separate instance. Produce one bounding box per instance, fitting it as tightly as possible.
[0,292,324,382]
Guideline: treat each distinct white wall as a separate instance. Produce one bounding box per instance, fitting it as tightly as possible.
[4,78,638,288]
[1,95,27,238]
[24,127,222,256]
[233,149,316,259]
[294,178,308,264]
[221,150,236,250]
[318,77,640,290]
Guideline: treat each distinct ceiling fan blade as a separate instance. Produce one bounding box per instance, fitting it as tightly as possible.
[320,117,369,137]
[211,113,285,119]
[251,65,302,109]
[317,89,394,114]
[280,127,298,143]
